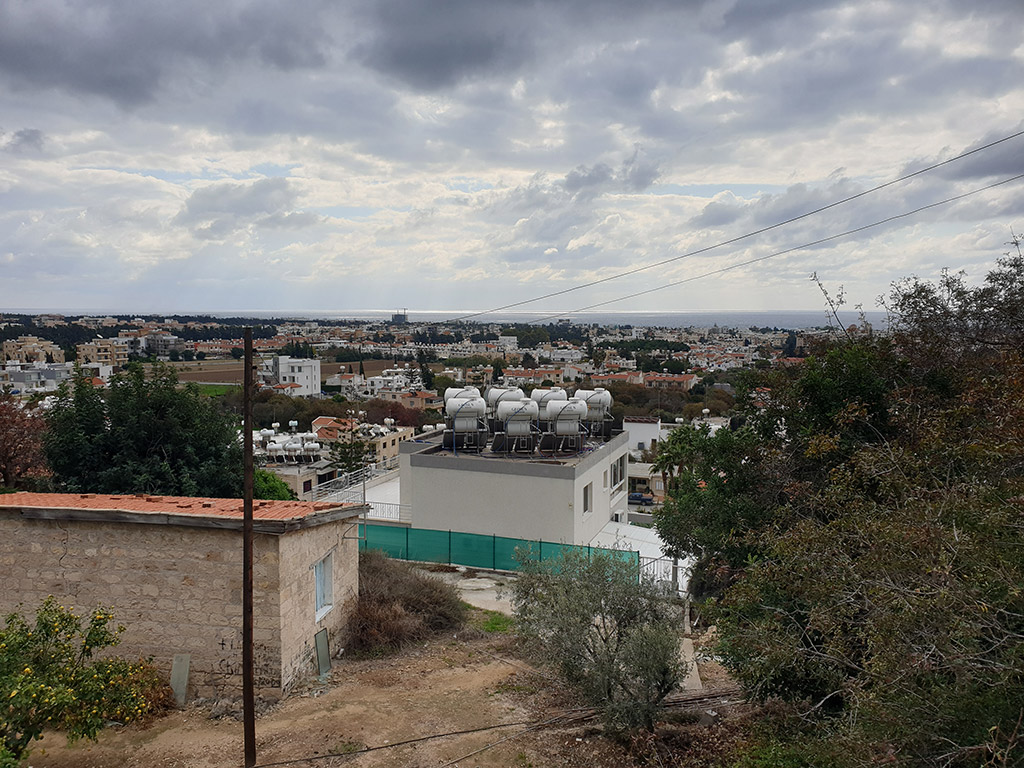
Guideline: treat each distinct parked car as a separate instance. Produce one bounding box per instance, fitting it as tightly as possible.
[628,492,655,506]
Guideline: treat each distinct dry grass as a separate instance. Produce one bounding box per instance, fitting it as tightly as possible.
[346,549,468,654]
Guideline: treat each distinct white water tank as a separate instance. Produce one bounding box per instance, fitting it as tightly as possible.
[446,396,486,432]
[444,385,481,405]
[546,399,588,435]
[486,386,525,409]
[496,398,539,436]
[531,387,567,408]
[573,388,613,418]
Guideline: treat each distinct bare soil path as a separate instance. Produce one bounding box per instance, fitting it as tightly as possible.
[31,620,738,768]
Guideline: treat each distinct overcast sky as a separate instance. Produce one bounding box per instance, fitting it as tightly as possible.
[2,0,1023,319]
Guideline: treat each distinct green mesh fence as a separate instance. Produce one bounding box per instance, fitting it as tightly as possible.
[358,524,638,571]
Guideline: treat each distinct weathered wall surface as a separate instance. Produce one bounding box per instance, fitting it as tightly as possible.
[277,520,359,693]
[0,517,283,699]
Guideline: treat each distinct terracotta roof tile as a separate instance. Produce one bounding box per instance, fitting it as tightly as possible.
[0,492,352,522]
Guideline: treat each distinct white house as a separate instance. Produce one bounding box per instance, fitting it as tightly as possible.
[263,356,321,397]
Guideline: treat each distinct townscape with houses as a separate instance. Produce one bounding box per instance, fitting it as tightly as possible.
[0,311,814,707]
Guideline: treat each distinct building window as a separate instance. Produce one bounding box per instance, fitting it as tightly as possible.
[610,455,626,491]
[603,470,608,488]
[314,552,333,621]
[583,482,592,515]
[303,480,312,493]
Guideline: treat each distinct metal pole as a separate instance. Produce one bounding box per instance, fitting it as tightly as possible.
[242,328,256,768]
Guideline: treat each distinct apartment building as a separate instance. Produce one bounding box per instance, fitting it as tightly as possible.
[77,337,134,367]
[1,335,65,364]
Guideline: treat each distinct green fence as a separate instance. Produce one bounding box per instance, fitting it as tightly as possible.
[358,523,638,571]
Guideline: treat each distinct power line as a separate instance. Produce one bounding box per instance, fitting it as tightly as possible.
[253,717,541,767]
[447,127,1024,323]
[522,172,1024,323]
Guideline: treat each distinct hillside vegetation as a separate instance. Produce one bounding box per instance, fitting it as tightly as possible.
[655,251,1024,766]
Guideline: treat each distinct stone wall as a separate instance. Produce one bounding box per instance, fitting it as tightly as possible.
[277,520,359,692]
[0,515,356,700]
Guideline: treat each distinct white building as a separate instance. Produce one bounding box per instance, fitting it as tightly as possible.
[399,430,631,545]
[263,356,321,397]
[0,361,112,395]
[623,416,662,454]
[364,365,418,397]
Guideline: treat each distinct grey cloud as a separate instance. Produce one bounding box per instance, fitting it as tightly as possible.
[564,163,614,193]
[917,125,1024,181]
[350,0,536,90]
[0,0,333,105]
[349,0,697,92]
[257,212,326,229]
[3,128,45,153]
[563,150,661,199]
[692,195,743,228]
[174,177,306,239]
[477,150,662,267]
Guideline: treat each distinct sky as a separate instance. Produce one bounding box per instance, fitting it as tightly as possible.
[2,0,1023,321]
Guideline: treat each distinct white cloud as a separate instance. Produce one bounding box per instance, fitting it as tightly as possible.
[0,0,1022,315]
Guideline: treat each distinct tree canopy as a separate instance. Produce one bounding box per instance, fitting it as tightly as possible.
[0,393,47,491]
[44,364,245,498]
[654,252,1024,765]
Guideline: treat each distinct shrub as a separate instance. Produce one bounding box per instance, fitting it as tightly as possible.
[511,549,685,732]
[346,549,467,653]
[0,598,170,765]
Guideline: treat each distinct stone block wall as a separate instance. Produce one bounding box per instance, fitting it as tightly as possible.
[277,521,359,692]
[0,517,283,699]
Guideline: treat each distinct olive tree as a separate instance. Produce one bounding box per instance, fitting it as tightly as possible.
[511,549,685,731]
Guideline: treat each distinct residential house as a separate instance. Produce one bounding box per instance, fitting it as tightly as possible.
[262,356,321,397]
[399,428,631,544]
[312,416,415,466]
[591,371,644,387]
[501,367,568,386]
[623,416,662,453]
[644,373,698,391]
[376,389,443,410]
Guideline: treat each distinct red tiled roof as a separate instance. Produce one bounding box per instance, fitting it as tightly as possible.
[0,492,351,522]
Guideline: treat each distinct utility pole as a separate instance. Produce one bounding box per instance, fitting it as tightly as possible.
[242,328,256,768]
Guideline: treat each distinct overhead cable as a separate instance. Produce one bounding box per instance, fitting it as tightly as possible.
[523,171,1024,323]
[447,127,1024,323]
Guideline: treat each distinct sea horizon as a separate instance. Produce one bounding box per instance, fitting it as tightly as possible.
[1,307,887,330]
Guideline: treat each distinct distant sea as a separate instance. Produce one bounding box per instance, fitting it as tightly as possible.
[3,308,887,330]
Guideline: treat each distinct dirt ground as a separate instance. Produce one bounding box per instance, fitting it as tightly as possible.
[29,621,739,768]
